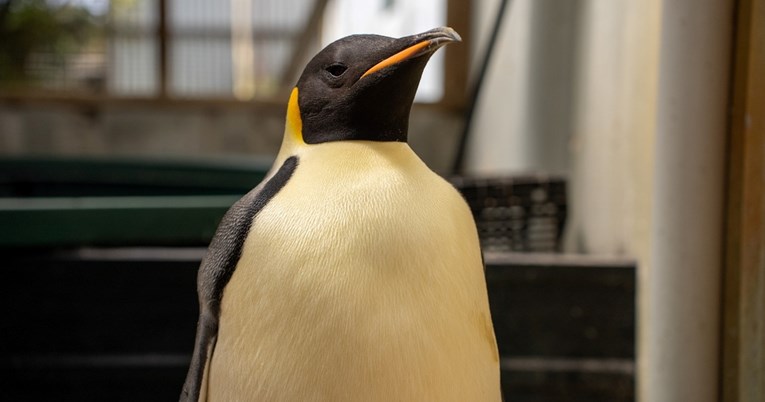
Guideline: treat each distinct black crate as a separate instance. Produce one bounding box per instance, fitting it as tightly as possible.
[451,175,567,252]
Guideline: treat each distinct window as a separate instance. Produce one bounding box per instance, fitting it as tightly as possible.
[0,0,465,104]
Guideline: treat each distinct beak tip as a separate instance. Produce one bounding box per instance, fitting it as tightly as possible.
[425,27,461,48]
[442,27,462,43]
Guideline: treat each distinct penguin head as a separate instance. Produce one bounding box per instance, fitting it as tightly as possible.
[287,27,461,145]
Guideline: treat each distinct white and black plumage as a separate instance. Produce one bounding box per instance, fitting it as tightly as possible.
[180,27,501,402]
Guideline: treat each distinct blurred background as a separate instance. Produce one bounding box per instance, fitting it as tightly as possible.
[1,0,762,401]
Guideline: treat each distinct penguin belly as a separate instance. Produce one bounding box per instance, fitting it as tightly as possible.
[207,141,501,402]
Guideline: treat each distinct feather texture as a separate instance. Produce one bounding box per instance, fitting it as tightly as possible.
[206,141,500,401]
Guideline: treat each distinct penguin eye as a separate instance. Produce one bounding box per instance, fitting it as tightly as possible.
[325,63,348,77]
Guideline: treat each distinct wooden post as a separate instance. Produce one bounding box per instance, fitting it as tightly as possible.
[723,0,765,400]
[158,0,169,98]
[442,0,470,110]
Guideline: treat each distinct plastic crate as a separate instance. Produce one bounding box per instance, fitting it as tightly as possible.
[451,175,567,253]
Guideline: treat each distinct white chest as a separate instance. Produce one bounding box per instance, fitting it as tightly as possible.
[208,142,500,402]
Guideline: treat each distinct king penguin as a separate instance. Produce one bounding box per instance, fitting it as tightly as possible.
[180,27,501,402]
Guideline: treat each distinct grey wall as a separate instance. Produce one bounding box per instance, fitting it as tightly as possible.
[466,0,580,176]
[0,102,462,174]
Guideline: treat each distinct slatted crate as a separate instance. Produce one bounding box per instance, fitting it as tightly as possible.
[451,175,567,253]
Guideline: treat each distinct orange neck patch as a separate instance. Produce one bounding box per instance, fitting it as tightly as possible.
[286,87,304,143]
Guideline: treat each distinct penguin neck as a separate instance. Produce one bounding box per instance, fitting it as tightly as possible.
[272,87,413,174]
[299,141,425,188]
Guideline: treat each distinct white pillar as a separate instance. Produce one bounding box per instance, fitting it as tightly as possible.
[566,0,660,256]
[643,0,733,401]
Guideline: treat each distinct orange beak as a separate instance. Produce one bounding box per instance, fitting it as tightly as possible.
[359,27,461,80]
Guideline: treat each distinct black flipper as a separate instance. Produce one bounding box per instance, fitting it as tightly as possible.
[180,156,298,402]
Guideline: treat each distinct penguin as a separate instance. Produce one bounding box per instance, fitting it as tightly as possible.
[180,27,501,402]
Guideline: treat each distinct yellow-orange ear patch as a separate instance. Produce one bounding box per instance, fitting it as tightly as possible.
[286,87,304,143]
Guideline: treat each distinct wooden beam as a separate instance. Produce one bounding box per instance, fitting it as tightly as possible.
[723,0,765,400]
